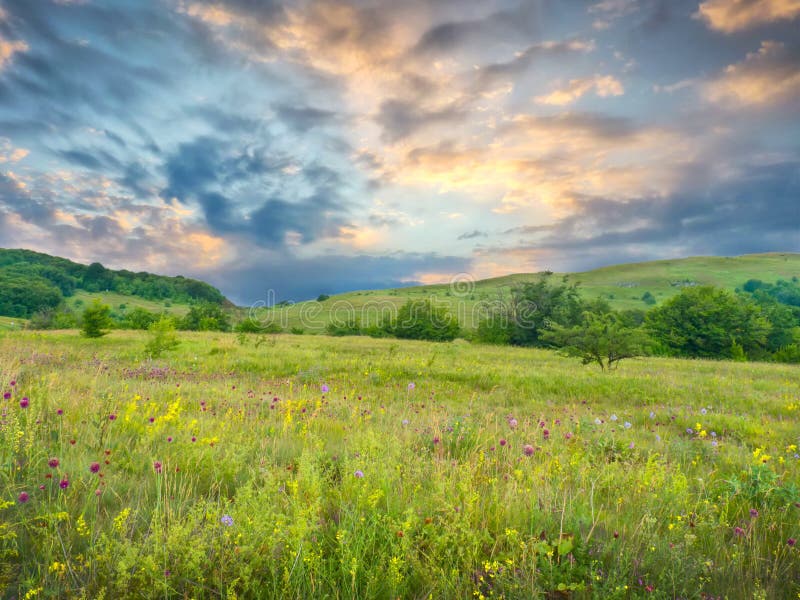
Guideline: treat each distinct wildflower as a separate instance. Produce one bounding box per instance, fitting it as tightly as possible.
[700,408,707,415]
[17,491,29,503]
[19,397,29,409]
[508,418,518,429]
[89,462,100,473]
[629,442,635,449]
[686,428,694,435]
[749,508,759,518]
[407,382,415,390]
[711,431,717,438]
[321,384,329,393]
[711,441,719,447]
[402,419,409,426]
[565,432,572,440]
[56,409,63,416]
[221,515,234,527]
[48,458,59,469]
[610,414,618,422]
[594,418,602,425]
[59,478,69,490]
[499,438,507,446]
[649,411,655,419]
[9,380,15,386]
[542,429,549,439]
[523,444,535,456]
[191,436,196,442]
[153,461,163,473]
[354,470,364,478]
[613,531,619,539]
[2,392,9,400]
[108,414,117,421]
[734,526,745,536]
[624,422,632,429]
[788,538,796,547]
[167,436,173,443]
[433,436,440,444]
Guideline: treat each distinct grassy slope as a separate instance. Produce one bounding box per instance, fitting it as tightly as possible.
[262,252,800,332]
[65,291,191,317]
[0,330,798,597]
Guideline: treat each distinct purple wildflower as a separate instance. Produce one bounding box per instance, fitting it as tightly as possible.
[749,508,759,518]
[48,458,59,468]
[153,461,163,474]
[17,491,29,503]
[19,397,29,409]
[89,462,100,473]
[354,470,364,478]
[221,515,234,527]
[321,384,329,393]
[788,538,796,547]
[59,478,69,489]
[523,444,535,456]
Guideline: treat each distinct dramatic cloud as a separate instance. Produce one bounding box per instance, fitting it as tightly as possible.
[0,0,797,301]
[703,41,800,108]
[696,0,800,33]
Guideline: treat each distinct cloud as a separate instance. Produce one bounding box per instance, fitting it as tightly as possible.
[703,41,800,108]
[0,36,27,70]
[696,0,800,33]
[535,75,624,105]
[457,230,487,240]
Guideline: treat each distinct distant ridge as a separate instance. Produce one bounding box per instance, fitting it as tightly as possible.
[0,248,229,319]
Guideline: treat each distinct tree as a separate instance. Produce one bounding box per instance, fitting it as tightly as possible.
[542,311,649,371]
[81,300,112,338]
[646,286,769,359]
[506,277,584,346]
[179,303,231,331]
[384,300,460,341]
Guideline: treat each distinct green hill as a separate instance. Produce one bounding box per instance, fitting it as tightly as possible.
[0,248,229,319]
[259,253,800,332]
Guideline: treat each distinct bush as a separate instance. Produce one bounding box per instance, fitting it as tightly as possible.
[384,300,460,341]
[81,300,112,338]
[180,303,231,331]
[326,317,362,337]
[646,286,769,359]
[316,294,330,302]
[641,291,656,305]
[773,344,800,363]
[144,317,180,358]
[122,307,160,330]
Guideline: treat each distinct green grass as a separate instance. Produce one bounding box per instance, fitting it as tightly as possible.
[0,316,25,331]
[266,253,800,332]
[66,291,191,317]
[1,330,798,598]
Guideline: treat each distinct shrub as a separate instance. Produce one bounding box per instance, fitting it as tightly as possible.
[144,316,180,358]
[81,300,112,338]
[384,300,460,341]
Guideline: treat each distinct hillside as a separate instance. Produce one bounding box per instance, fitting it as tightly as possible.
[260,253,800,332]
[0,248,229,319]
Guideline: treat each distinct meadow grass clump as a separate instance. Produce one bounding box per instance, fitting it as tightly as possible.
[0,330,798,598]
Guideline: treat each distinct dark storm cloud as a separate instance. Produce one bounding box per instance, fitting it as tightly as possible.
[495,162,800,268]
[162,135,350,247]
[210,251,473,304]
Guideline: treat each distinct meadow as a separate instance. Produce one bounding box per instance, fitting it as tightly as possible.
[1,330,798,598]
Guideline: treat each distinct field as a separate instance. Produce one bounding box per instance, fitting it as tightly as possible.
[262,253,800,332]
[1,330,799,598]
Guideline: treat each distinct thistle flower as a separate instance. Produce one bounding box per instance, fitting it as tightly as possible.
[89,462,100,473]
[48,458,59,468]
[19,397,29,409]
[788,538,796,547]
[523,444,535,456]
[407,382,415,390]
[749,508,759,518]
[59,478,69,489]
[153,461,163,474]
[17,491,29,503]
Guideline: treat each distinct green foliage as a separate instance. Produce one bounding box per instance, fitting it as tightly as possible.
[316,294,330,302]
[326,316,362,337]
[144,316,180,358]
[27,306,78,330]
[641,291,656,305]
[646,286,770,359]
[773,343,800,363]
[0,249,228,315]
[122,307,160,330]
[180,303,231,332]
[81,300,112,338]
[384,300,460,341]
[507,277,584,346]
[0,271,63,318]
[542,311,649,370]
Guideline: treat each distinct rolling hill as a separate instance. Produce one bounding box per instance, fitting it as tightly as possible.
[256,253,800,332]
[0,248,229,321]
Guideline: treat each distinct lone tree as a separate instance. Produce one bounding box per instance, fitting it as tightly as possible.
[542,311,648,371]
[81,300,112,338]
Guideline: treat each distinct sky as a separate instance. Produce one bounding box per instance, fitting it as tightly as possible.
[0,0,798,304]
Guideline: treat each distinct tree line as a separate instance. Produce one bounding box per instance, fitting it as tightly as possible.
[0,249,226,318]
